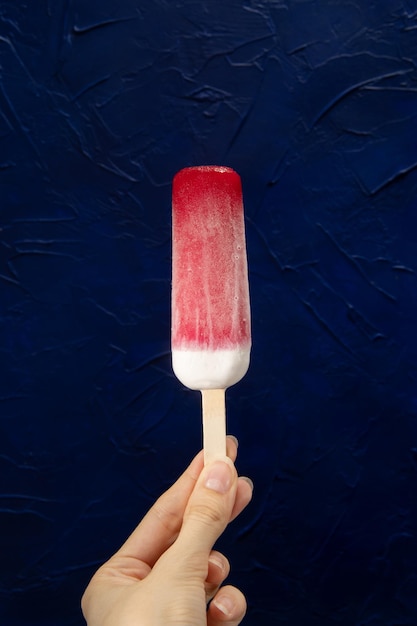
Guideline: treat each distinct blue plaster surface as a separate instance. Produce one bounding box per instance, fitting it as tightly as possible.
[1,1,417,624]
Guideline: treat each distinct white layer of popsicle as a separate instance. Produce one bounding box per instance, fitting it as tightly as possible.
[172,347,250,390]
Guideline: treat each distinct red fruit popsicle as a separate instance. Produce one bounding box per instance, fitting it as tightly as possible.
[171,165,251,462]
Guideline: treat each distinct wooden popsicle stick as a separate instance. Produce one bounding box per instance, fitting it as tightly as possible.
[201,388,226,465]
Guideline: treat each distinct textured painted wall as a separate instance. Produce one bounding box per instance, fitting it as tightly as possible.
[1,1,417,624]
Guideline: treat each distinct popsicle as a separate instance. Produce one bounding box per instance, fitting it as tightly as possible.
[171,165,251,463]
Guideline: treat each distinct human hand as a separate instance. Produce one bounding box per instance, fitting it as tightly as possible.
[81,436,253,626]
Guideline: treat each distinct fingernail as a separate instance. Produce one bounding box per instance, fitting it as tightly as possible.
[227,434,239,447]
[241,476,254,491]
[212,594,235,617]
[205,460,233,494]
[208,554,226,574]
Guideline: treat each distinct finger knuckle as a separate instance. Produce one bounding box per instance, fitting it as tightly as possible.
[186,501,225,526]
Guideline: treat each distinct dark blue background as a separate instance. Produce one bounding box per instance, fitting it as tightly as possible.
[2,1,417,624]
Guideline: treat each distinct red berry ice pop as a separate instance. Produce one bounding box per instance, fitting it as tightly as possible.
[171,165,251,463]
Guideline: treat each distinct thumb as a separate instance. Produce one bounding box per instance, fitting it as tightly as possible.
[175,457,238,557]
